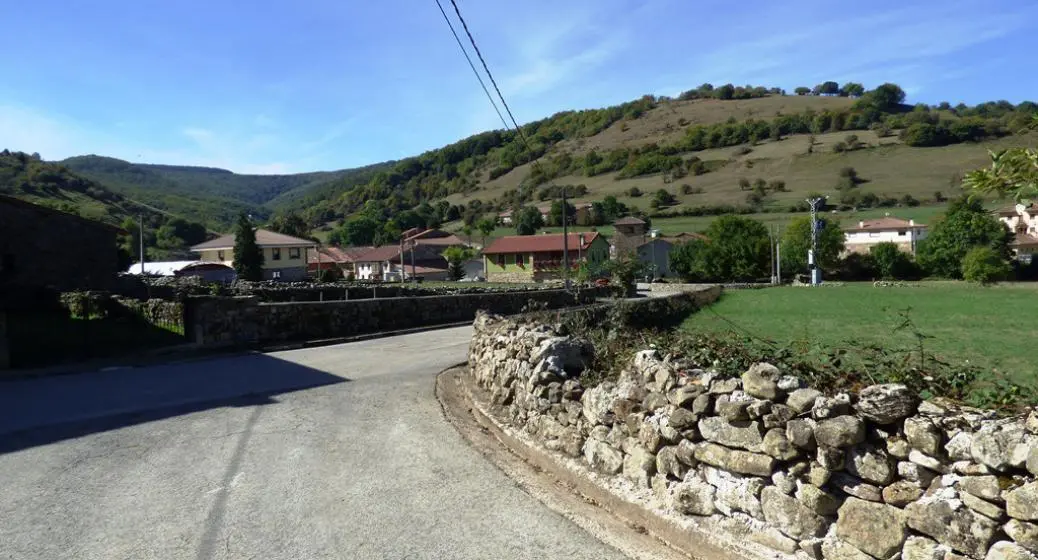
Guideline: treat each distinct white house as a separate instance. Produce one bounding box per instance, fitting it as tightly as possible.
[191,229,316,281]
[996,203,1038,262]
[843,217,928,255]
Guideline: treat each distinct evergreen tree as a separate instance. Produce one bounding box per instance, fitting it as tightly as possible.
[233,213,264,281]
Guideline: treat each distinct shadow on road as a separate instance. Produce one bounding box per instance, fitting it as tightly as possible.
[0,352,348,454]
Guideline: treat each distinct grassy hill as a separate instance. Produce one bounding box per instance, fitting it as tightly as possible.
[0,151,167,227]
[15,83,1035,241]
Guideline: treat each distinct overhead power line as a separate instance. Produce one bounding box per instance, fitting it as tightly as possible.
[433,0,575,288]
[432,0,508,130]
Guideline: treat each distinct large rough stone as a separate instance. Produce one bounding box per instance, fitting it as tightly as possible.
[830,472,883,502]
[672,480,716,516]
[642,392,669,412]
[973,422,1029,472]
[958,476,1006,503]
[909,449,950,474]
[815,416,866,448]
[818,446,847,471]
[947,432,975,462]
[772,470,798,494]
[961,491,1007,521]
[887,436,911,459]
[638,418,665,452]
[668,407,697,431]
[801,538,825,559]
[899,460,939,487]
[846,446,894,485]
[836,497,908,559]
[883,480,925,506]
[691,393,713,415]
[749,527,800,555]
[584,439,624,474]
[808,462,832,486]
[788,388,823,413]
[905,416,943,456]
[742,362,783,400]
[694,442,775,477]
[987,541,1038,560]
[1005,519,1038,553]
[812,394,852,420]
[902,536,949,560]
[710,377,741,394]
[623,446,657,489]
[788,418,818,450]
[697,417,764,452]
[905,494,1001,558]
[821,537,875,560]
[656,445,687,480]
[675,439,698,466]
[855,384,918,424]
[1007,482,1038,521]
[582,382,620,425]
[796,482,842,516]
[702,465,765,518]
[715,393,752,422]
[763,428,801,461]
[668,385,704,408]
[762,486,828,540]
[747,399,773,420]
[764,404,797,429]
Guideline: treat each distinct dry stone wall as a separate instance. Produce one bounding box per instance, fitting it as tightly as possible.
[469,312,1038,560]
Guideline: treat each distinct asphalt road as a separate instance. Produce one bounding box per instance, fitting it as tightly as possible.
[0,326,628,560]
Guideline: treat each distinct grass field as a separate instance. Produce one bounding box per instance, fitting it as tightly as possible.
[681,283,1038,385]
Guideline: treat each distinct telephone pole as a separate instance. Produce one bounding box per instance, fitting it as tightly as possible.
[807,197,826,286]
[561,185,570,290]
[139,214,145,274]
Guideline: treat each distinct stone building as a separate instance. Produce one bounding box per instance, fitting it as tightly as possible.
[0,195,123,292]
[611,216,648,257]
[482,232,609,283]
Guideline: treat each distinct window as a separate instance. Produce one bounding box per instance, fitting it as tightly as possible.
[271,271,281,279]
[496,254,505,267]
[272,248,281,261]
[516,253,525,268]
[868,232,880,238]
[217,250,225,261]
[289,247,301,259]
[898,230,906,236]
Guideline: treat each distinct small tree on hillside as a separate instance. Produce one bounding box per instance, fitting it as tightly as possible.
[794,86,811,96]
[961,246,1011,285]
[443,246,476,281]
[514,206,545,235]
[233,212,264,281]
[870,242,916,279]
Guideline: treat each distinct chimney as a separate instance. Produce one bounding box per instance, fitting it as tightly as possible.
[859,220,864,229]
[909,219,914,226]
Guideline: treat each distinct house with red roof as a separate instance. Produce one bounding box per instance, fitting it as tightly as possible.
[842,216,928,256]
[306,246,375,278]
[481,232,609,283]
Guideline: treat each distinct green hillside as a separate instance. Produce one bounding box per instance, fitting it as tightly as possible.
[0,151,165,227]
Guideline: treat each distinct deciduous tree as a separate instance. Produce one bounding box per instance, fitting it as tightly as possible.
[780,216,845,276]
[917,197,1012,278]
[670,216,771,281]
[514,206,544,235]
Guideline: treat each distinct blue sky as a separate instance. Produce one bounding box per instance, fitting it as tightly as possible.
[1,0,1035,174]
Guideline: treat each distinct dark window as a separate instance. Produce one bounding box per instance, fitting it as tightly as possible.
[217,250,225,260]
[272,270,281,279]
[272,248,281,261]
[289,247,301,259]
[496,254,505,267]
[898,230,906,236]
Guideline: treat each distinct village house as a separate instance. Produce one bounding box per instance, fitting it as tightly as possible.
[352,244,450,281]
[400,227,466,253]
[497,204,552,226]
[307,246,375,278]
[482,232,609,283]
[842,216,928,256]
[996,203,1038,262]
[191,229,316,281]
[636,232,707,279]
[610,216,649,258]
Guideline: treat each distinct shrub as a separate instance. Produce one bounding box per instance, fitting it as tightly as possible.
[681,184,693,195]
[627,187,643,197]
[832,141,847,153]
[961,246,1011,285]
[734,146,753,156]
[870,242,917,279]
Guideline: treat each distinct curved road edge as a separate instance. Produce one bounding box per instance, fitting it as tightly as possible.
[436,366,696,560]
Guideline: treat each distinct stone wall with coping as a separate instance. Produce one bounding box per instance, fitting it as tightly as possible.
[187,289,598,348]
[468,311,1038,560]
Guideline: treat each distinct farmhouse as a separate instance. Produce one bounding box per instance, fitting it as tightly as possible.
[192,229,316,281]
[842,216,928,256]
[482,232,609,283]
[996,203,1038,262]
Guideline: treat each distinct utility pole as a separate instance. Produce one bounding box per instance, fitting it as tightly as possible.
[769,225,776,284]
[139,214,145,274]
[410,240,416,283]
[776,239,782,284]
[807,197,826,286]
[561,185,570,290]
